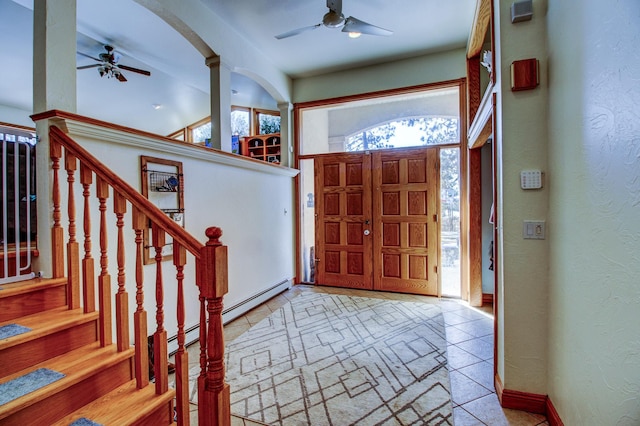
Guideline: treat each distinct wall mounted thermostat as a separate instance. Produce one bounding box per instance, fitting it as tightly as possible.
[520,170,543,189]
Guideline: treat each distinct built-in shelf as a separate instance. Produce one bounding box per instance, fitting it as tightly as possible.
[242,134,281,164]
[468,82,494,149]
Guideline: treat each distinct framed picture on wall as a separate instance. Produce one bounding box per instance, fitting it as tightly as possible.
[140,155,184,264]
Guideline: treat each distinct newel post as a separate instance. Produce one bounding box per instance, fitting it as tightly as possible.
[198,227,230,426]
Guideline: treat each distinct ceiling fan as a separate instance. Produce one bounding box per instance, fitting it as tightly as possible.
[275,0,393,40]
[77,45,151,82]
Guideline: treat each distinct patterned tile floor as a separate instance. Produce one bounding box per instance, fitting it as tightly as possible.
[181,284,549,425]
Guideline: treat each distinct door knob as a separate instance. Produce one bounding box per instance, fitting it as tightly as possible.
[364,229,371,236]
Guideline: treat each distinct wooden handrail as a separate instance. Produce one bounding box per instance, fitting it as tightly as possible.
[45,121,230,425]
[49,126,203,256]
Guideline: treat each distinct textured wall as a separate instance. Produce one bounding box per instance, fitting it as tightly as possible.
[494,0,549,393]
[547,0,640,423]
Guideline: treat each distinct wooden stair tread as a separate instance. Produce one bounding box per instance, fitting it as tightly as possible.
[0,307,99,351]
[51,380,175,426]
[0,277,67,299]
[0,343,134,419]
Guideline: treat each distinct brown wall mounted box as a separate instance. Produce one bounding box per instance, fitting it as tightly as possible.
[510,58,539,91]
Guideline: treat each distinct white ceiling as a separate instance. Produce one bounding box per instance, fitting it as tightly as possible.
[0,0,475,136]
[200,0,476,78]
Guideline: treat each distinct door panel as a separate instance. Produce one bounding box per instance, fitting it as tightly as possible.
[315,153,373,289]
[372,149,438,295]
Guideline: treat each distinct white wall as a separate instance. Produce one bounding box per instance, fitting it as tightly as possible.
[46,120,297,343]
[0,105,34,128]
[138,0,292,104]
[547,0,640,423]
[300,108,329,155]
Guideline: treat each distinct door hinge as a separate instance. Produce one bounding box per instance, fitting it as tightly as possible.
[434,265,438,274]
[433,214,438,222]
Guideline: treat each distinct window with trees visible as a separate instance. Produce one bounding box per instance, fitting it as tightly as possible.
[231,107,250,136]
[169,106,277,144]
[191,120,211,143]
[255,109,281,134]
[346,117,458,152]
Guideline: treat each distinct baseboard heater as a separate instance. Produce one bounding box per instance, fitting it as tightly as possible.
[168,279,292,355]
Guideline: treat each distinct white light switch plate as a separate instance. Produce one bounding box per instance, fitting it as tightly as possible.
[523,220,545,239]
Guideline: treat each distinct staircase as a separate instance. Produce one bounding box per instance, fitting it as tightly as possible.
[0,112,232,426]
[0,278,174,425]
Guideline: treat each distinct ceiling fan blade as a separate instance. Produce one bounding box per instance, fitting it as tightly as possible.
[116,72,127,82]
[342,16,393,36]
[118,64,151,76]
[275,23,322,40]
[76,64,101,70]
[327,0,342,15]
[77,51,101,62]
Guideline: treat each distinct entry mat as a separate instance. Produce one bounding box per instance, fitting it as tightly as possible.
[70,418,104,426]
[0,323,32,340]
[0,368,65,406]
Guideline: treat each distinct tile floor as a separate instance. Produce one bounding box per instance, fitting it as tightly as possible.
[180,284,549,425]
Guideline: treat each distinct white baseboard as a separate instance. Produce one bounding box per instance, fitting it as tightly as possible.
[168,279,292,355]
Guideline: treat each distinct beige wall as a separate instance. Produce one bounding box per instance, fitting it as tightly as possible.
[292,48,467,104]
[493,0,549,394]
[547,0,640,423]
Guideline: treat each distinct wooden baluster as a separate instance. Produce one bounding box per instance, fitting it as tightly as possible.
[199,227,230,426]
[152,223,168,395]
[114,192,129,352]
[50,137,64,278]
[197,291,207,418]
[80,164,95,313]
[174,242,189,425]
[97,176,112,347]
[132,207,149,389]
[65,151,80,309]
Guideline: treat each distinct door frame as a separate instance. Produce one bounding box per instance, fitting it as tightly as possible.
[293,79,468,298]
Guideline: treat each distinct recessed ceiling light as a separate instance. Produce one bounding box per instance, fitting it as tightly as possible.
[348,32,361,39]
[152,104,162,110]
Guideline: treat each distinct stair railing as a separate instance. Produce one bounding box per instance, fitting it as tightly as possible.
[46,121,230,426]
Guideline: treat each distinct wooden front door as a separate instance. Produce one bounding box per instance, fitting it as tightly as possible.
[315,147,439,296]
[314,152,373,289]
[372,148,439,295]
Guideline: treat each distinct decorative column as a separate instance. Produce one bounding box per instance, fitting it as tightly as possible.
[206,56,232,152]
[33,0,77,278]
[33,0,77,114]
[277,101,293,167]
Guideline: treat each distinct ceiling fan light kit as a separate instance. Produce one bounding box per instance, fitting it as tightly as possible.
[275,0,392,40]
[77,45,151,83]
